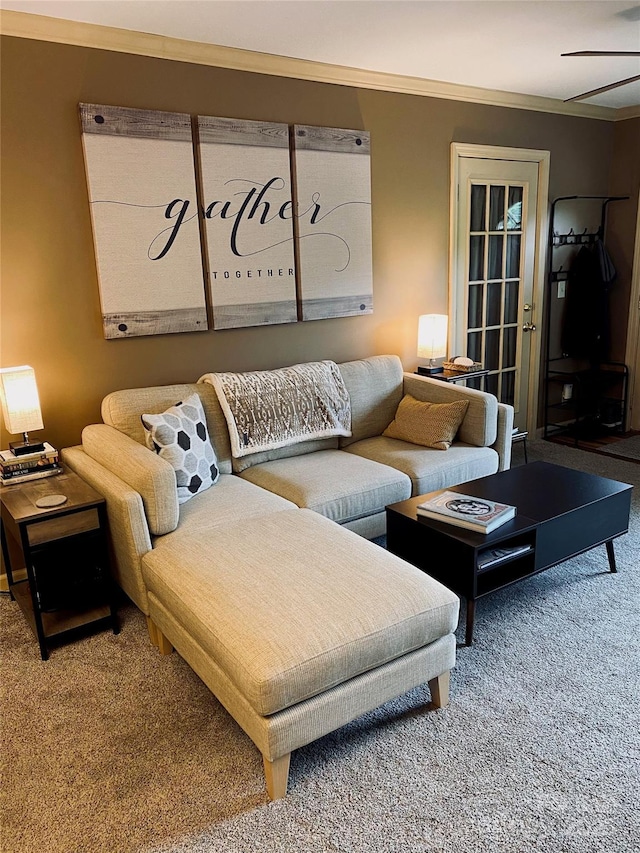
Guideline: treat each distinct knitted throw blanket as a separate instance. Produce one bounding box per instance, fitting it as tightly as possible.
[200,360,352,458]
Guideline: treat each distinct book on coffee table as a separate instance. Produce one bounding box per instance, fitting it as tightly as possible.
[416,490,516,533]
[477,544,533,570]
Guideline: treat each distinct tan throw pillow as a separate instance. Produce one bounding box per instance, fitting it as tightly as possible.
[383,394,469,450]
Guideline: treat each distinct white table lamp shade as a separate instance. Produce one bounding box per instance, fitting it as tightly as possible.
[417,314,448,360]
[0,366,44,435]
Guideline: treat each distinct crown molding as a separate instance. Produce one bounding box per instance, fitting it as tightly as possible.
[1,9,631,122]
[615,105,640,121]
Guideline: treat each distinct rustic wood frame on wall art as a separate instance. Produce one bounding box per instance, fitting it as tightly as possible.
[196,115,297,330]
[79,104,209,340]
[79,104,373,338]
[292,125,373,321]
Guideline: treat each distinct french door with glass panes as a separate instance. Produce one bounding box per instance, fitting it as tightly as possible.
[454,156,541,431]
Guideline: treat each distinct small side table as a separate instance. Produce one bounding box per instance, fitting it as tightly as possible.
[512,429,529,464]
[0,469,119,660]
[417,368,489,390]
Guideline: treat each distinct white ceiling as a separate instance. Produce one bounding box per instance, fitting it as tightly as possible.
[3,0,640,109]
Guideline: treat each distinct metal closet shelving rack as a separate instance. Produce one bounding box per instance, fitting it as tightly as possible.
[543,195,630,446]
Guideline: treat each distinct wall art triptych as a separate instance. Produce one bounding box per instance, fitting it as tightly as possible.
[79,104,372,339]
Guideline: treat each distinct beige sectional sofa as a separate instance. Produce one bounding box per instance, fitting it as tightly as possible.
[62,354,513,799]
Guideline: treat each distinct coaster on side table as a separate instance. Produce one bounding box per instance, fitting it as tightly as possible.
[35,494,68,508]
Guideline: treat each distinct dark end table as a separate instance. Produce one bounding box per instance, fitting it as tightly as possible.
[1,469,120,659]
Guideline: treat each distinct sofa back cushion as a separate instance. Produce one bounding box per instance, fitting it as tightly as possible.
[230,437,339,474]
[101,383,233,474]
[338,355,404,447]
[199,361,349,473]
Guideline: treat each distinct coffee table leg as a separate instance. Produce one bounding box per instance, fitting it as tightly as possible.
[606,539,617,573]
[465,599,475,646]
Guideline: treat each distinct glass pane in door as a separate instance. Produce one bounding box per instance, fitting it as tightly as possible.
[489,186,505,230]
[469,235,484,281]
[503,327,517,367]
[468,284,483,328]
[507,235,521,278]
[485,329,500,371]
[465,180,525,405]
[470,185,486,231]
[467,331,482,363]
[502,371,515,406]
[507,187,523,229]
[505,280,519,324]
[488,236,503,280]
[486,282,502,326]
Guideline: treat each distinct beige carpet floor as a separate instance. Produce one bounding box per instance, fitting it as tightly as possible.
[1,439,639,853]
[598,434,640,462]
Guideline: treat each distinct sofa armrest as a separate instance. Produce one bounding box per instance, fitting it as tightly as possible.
[493,402,515,471]
[61,445,153,614]
[82,424,179,536]
[402,373,497,447]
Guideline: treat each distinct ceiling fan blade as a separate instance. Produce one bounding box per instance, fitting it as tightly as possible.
[565,74,640,102]
[562,51,640,57]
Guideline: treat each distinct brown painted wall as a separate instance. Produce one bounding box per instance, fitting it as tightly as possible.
[0,35,627,450]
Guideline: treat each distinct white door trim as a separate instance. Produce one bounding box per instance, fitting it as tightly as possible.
[449,143,550,436]
[624,191,640,430]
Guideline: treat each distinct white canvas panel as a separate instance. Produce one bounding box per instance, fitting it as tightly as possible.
[293,126,373,321]
[80,105,207,339]
[197,117,297,330]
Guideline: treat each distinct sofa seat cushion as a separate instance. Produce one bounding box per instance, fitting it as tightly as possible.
[152,474,296,546]
[141,509,459,716]
[238,449,411,524]
[344,436,499,496]
[338,355,404,447]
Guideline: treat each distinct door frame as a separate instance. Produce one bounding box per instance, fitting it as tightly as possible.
[449,143,550,436]
[624,190,640,431]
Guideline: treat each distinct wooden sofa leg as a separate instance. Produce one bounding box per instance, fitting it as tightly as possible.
[263,753,291,800]
[146,616,159,647]
[428,671,450,708]
[156,627,174,656]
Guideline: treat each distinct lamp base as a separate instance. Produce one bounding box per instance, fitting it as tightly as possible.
[9,440,46,456]
[417,365,444,375]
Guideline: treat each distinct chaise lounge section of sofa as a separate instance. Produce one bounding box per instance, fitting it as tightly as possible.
[61,354,512,798]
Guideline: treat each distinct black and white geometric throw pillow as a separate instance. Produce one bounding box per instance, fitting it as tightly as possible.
[141,394,220,504]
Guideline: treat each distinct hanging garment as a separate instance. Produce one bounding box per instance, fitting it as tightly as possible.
[561,240,616,363]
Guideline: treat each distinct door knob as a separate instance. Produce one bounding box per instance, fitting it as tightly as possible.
[522,322,536,332]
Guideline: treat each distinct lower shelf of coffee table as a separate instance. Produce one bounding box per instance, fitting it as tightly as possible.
[475,544,536,596]
[387,510,539,601]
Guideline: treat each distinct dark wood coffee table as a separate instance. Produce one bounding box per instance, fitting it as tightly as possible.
[386,462,632,645]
